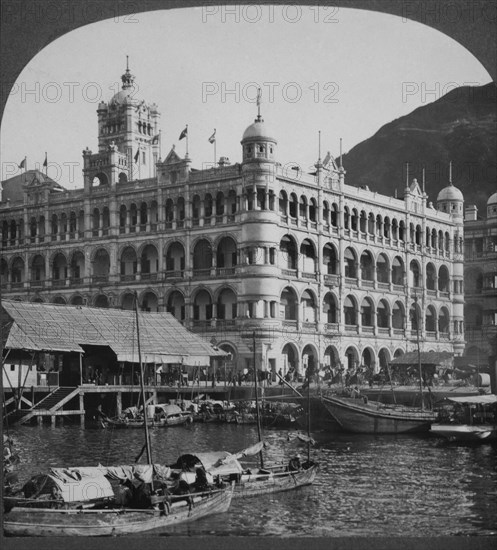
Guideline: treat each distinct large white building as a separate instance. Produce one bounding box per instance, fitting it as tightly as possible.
[463,194,497,369]
[0,64,467,378]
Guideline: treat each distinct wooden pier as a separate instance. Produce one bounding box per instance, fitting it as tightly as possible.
[3,382,298,426]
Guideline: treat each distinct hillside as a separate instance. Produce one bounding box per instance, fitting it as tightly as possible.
[340,83,496,213]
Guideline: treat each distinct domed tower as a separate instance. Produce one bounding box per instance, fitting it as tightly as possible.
[83,57,160,188]
[436,162,464,220]
[437,162,465,355]
[487,191,497,219]
[238,91,280,328]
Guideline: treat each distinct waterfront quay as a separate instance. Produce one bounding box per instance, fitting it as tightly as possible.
[3,378,482,428]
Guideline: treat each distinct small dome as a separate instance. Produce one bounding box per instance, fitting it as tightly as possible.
[110,89,138,105]
[437,183,463,202]
[487,191,497,206]
[242,119,276,142]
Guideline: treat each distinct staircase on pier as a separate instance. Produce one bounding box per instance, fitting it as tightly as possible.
[6,387,81,425]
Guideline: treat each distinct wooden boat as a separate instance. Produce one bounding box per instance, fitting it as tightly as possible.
[430,394,497,442]
[321,304,439,434]
[106,404,193,428]
[430,424,496,442]
[4,483,234,536]
[321,391,438,434]
[170,444,317,499]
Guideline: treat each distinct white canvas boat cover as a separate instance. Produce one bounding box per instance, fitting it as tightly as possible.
[175,452,243,476]
[1,300,226,365]
[51,464,172,485]
[42,470,114,502]
[155,404,183,416]
[446,394,497,405]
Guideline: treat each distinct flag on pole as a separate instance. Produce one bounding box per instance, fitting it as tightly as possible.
[43,153,48,168]
[134,148,140,163]
[179,126,188,140]
[18,157,26,169]
[208,129,216,144]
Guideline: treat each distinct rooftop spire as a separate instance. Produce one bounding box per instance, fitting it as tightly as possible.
[255,88,263,122]
[121,55,135,90]
[449,160,453,185]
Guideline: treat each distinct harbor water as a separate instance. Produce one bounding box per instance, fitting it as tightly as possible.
[5,422,497,537]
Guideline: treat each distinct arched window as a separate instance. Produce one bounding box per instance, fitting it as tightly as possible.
[344,295,356,325]
[360,297,374,327]
[344,248,357,278]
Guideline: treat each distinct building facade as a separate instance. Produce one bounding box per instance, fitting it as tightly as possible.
[463,194,497,369]
[1,66,468,377]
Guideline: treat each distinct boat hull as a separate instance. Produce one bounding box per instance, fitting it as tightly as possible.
[106,414,192,429]
[430,424,497,442]
[3,485,234,537]
[233,464,317,498]
[321,395,436,434]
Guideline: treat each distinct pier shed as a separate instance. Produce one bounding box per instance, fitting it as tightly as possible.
[1,300,226,425]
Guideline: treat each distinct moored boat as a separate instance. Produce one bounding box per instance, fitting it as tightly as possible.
[321,391,438,434]
[430,394,497,443]
[105,404,193,428]
[170,444,317,499]
[4,483,234,536]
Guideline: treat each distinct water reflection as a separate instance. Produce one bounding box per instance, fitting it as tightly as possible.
[6,424,497,537]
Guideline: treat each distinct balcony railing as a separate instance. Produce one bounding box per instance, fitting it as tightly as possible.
[216,267,236,276]
[192,268,211,278]
[324,274,339,286]
[165,270,184,279]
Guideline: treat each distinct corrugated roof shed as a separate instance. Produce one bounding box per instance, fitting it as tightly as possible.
[389,351,453,367]
[0,301,225,365]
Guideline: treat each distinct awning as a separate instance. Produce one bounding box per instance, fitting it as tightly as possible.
[390,351,453,366]
[446,395,497,405]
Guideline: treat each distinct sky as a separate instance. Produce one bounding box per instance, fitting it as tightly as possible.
[0,5,492,187]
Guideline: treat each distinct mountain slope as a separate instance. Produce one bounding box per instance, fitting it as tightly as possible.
[340,83,496,212]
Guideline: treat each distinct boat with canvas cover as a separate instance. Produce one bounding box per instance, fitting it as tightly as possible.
[3,464,234,536]
[430,394,497,442]
[170,441,317,499]
[105,404,193,428]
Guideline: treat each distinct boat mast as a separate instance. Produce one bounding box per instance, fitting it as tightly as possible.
[252,330,264,469]
[135,292,153,465]
[307,363,311,464]
[414,295,424,410]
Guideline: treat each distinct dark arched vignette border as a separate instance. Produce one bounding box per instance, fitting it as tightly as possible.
[0,1,495,550]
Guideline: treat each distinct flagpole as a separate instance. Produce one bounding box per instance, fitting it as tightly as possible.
[186,124,189,157]
[214,137,217,166]
[159,130,162,160]
[44,152,47,176]
[318,130,321,162]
